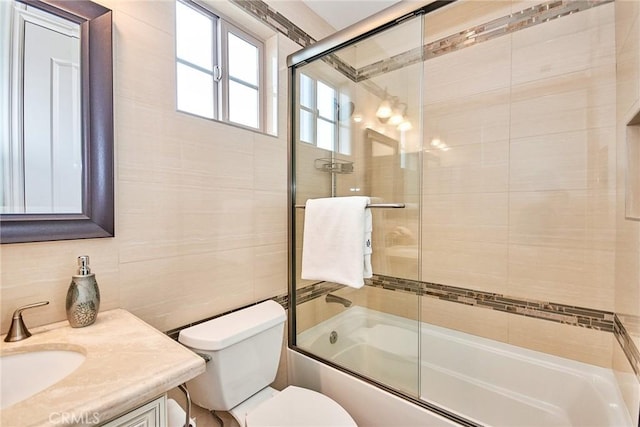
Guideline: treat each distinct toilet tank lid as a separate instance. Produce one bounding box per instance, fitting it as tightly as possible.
[178,300,286,351]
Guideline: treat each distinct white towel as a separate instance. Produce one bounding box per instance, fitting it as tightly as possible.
[301,196,372,288]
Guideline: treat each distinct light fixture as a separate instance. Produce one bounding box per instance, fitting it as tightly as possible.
[376,99,392,121]
[353,113,363,123]
[397,119,412,132]
[429,137,449,150]
[375,89,392,122]
[389,102,407,126]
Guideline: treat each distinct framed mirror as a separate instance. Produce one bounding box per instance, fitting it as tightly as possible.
[0,0,113,243]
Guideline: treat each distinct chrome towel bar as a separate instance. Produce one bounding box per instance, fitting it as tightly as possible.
[294,203,405,209]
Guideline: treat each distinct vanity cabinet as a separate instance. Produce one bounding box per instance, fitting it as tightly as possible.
[101,395,166,427]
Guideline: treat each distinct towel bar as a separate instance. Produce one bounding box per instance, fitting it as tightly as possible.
[294,203,405,209]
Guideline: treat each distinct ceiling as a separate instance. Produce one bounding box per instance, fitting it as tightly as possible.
[302,0,402,31]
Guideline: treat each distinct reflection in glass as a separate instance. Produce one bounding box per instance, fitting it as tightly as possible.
[300,110,314,144]
[316,119,334,151]
[3,3,82,214]
[317,81,336,119]
[300,74,314,108]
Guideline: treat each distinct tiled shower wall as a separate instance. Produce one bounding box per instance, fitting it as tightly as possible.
[422,0,616,312]
[415,0,619,365]
[615,0,640,420]
[418,0,638,418]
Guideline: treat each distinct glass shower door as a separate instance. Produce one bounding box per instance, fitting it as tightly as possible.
[290,14,423,398]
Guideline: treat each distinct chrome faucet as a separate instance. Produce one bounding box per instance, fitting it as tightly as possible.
[325,293,352,308]
[4,301,49,342]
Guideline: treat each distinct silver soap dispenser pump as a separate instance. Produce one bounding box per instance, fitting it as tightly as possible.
[65,255,100,327]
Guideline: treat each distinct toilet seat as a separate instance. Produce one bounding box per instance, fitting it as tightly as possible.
[246,386,357,427]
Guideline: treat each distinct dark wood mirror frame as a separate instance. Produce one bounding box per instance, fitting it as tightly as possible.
[1,0,114,244]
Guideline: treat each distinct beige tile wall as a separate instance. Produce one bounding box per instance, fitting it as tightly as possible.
[419,0,640,416]
[299,284,613,368]
[0,0,329,335]
[422,2,617,311]
[615,0,640,326]
[422,294,615,368]
[615,0,640,420]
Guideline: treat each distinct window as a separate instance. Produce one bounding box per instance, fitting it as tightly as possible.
[176,0,264,131]
[298,73,351,155]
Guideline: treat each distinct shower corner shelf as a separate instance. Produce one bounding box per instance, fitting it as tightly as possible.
[314,158,354,174]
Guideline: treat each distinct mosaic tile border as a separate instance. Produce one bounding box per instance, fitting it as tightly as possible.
[369,274,616,332]
[235,0,613,83]
[165,274,639,381]
[423,0,613,60]
[229,0,315,49]
[357,0,614,81]
[233,0,615,116]
[614,315,640,379]
[291,274,640,379]
[229,0,359,82]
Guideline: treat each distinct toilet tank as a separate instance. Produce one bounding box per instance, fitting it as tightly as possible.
[178,300,286,411]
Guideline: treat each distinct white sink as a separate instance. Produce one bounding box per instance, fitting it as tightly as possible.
[0,350,86,409]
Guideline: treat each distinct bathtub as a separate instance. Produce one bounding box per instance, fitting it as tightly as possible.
[295,306,632,427]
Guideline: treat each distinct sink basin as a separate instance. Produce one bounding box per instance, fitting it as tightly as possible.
[0,350,86,409]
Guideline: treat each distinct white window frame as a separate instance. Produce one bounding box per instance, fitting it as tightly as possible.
[176,0,265,132]
[219,20,264,130]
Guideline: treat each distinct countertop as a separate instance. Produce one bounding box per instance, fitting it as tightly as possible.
[0,309,205,426]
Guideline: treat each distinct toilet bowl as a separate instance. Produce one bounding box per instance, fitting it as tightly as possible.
[178,300,357,427]
[237,385,355,427]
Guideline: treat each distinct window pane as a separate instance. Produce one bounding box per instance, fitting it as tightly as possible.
[176,2,213,70]
[339,124,351,155]
[300,74,313,109]
[177,63,214,119]
[229,80,258,128]
[317,118,334,151]
[300,109,314,144]
[228,32,258,86]
[317,81,335,120]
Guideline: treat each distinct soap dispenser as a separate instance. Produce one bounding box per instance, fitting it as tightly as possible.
[66,255,100,327]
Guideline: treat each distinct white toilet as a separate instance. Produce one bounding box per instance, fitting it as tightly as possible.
[178,300,357,427]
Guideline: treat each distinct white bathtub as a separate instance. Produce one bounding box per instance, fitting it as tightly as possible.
[295,306,632,427]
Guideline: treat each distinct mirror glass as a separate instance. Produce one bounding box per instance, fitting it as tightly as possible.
[0,0,114,243]
[2,2,82,214]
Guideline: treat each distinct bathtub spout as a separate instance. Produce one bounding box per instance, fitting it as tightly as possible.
[325,293,352,308]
